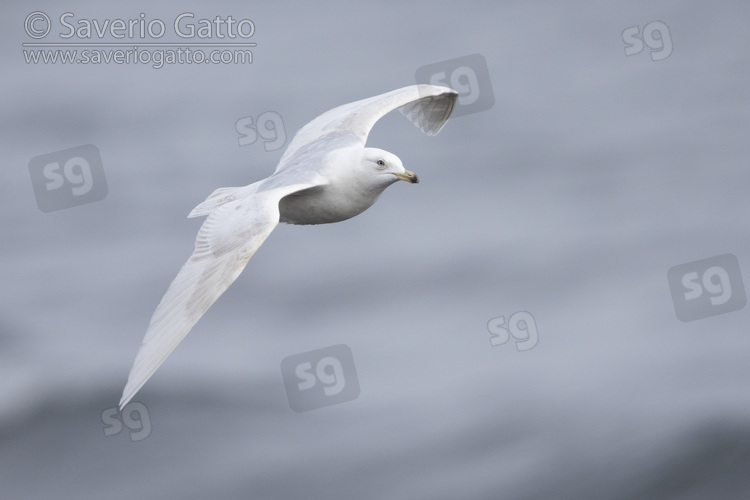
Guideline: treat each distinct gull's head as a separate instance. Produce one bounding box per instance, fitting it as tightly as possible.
[361,148,419,186]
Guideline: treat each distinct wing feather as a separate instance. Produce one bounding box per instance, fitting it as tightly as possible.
[119,182,317,408]
[277,84,457,172]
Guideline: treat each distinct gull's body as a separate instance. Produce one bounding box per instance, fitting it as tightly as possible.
[119,84,458,408]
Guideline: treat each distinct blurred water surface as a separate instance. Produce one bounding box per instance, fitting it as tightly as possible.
[2,1,750,499]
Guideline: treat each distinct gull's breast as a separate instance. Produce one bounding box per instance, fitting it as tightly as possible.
[278,184,383,226]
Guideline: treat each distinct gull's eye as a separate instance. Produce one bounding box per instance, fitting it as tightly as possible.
[376,159,386,167]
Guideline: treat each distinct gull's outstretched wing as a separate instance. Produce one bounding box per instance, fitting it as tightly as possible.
[119,182,320,409]
[276,84,457,172]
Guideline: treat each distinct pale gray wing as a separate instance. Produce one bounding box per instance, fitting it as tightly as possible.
[119,182,320,409]
[276,84,457,173]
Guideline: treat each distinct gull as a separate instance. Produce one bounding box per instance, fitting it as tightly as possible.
[119,84,458,409]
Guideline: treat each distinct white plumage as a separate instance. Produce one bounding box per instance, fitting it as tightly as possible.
[120,84,458,408]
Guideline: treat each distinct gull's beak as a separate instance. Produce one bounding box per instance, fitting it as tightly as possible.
[393,169,419,184]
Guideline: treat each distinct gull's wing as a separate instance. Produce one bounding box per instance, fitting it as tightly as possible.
[119,182,320,409]
[276,84,457,172]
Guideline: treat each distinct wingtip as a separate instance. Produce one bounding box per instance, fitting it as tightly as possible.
[413,83,458,99]
[119,386,135,411]
[119,368,151,410]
